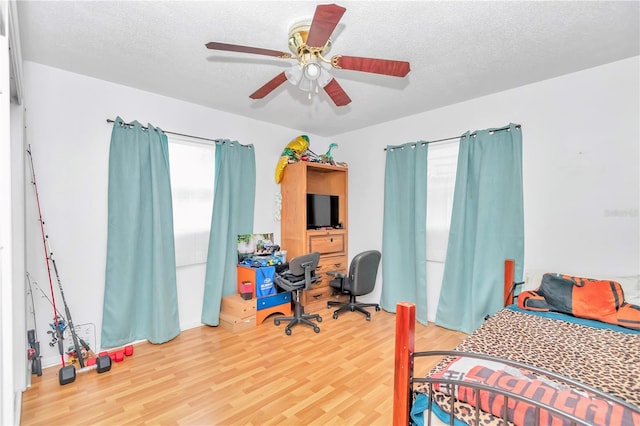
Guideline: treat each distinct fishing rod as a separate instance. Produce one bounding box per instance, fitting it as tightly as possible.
[25,272,40,333]
[27,145,86,382]
[26,145,66,367]
[48,238,86,368]
[26,272,66,349]
[28,272,103,376]
[27,272,64,319]
[27,272,94,351]
[25,272,43,376]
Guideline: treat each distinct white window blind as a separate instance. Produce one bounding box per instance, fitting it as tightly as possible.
[168,136,215,267]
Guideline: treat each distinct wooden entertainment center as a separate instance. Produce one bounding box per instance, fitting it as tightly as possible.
[280,161,349,308]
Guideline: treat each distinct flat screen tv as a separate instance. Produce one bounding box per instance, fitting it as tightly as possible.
[306,194,339,229]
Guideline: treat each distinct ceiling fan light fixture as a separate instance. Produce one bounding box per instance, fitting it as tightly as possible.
[285,64,302,85]
[303,62,321,81]
[299,77,313,92]
[298,63,332,94]
[317,68,332,88]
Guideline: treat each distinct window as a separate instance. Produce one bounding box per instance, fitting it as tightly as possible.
[426,140,459,317]
[168,136,215,266]
[426,140,459,262]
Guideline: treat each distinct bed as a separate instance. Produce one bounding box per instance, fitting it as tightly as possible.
[392,260,640,426]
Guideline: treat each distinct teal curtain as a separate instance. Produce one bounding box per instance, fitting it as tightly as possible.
[381,142,429,324]
[435,123,524,333]
[101,117,180,347]
[201,140,256,326]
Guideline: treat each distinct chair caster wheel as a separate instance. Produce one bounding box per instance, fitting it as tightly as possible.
[317,316,322,322]
[274,319,281,326]
[327,303,331,309]
[285,328,292,336]
[366,315,371,321]
[375,306,381,311]
[333,312,338,319]
[314,327,320,333]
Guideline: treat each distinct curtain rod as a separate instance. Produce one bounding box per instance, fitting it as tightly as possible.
[384,124,521,151]
[106,118,217,143]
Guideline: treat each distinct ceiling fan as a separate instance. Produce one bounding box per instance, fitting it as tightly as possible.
[205,3,410,107]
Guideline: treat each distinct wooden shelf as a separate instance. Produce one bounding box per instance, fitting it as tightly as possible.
[280,161,348,309]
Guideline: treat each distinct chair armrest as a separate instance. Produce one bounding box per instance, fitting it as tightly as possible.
[326,270,346,279]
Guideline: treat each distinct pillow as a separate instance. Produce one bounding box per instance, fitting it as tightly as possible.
[523,271,640,305]
[540,273,622,323]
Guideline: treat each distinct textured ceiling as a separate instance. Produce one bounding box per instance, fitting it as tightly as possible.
[16,1,640,137]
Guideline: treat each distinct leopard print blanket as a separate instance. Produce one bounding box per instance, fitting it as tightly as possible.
[415,308,640,425]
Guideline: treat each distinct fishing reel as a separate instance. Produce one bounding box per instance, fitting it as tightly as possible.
[47,315,67,347]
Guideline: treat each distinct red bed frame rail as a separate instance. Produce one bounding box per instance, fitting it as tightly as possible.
[393,302,415,426]
[392,259,515,425]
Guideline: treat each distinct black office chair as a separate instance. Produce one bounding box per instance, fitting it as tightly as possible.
[273,252,322,335]
[326,250,381,320]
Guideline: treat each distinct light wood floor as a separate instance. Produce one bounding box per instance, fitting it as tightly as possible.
[20,305,467,426]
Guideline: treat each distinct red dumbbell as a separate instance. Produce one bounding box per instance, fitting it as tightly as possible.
[114,350,125,362]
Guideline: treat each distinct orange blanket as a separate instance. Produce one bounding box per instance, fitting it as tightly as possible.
[518,273,640,330]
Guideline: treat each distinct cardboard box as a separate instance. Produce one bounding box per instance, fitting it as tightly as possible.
[221,294,257,319]
[219,312,256,333]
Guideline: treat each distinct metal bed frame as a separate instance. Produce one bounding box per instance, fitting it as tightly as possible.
[392,260,640,426]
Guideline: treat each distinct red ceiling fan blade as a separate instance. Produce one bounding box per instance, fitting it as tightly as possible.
[332,55,410,77]
[249,72,288,99]
[306,4,346,49]
[323,78,351,106]
[205,42,294,59]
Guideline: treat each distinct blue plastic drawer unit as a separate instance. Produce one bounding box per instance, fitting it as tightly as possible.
[257,292,291,310]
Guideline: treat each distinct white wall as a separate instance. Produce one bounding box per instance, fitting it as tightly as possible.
[21,61,331,368]
[337,56,639,320]
[19,56,640,368]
